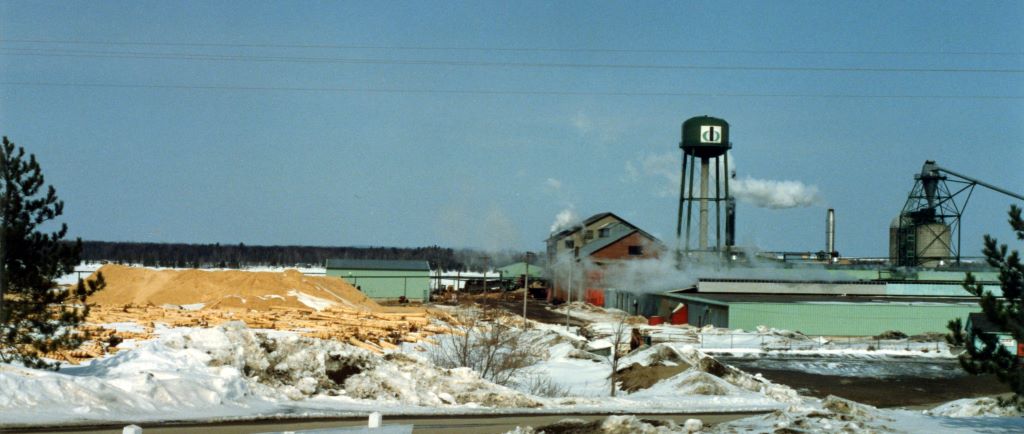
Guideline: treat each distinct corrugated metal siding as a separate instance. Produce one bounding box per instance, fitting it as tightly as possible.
[686,301,729,328]
[916,271,999,281]
[884,282,1001,297]
[325,269,430,302]
[698,280,886,295]
[728,302,979,336]
[604,289,657,316]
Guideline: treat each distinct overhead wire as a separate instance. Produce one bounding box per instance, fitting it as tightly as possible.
[2,38,1022,57]
[1,47,1021,74]
[2,81,1020,100]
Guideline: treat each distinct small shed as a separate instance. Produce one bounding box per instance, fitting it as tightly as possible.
[967,312,1021,357]
[325,259,431,303]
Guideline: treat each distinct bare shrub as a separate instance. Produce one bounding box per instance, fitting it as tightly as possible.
[430,307,545,387]
[607,312,631,397]
[519,372,573,397]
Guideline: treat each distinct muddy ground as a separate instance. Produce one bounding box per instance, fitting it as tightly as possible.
[719,357,1006,408]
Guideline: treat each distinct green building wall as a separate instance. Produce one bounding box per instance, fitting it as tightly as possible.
[325,268,430,302]
[727,302,980,336]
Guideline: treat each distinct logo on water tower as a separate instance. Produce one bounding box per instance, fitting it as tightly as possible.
[700,125,722,144]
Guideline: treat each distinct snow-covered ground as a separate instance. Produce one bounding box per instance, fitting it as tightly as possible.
[2,301,1021,432]
[56,262,330,286]
[509,397,1024,433]
[0,322,542,427]
[0,319,795,428]
[553,302,955,358]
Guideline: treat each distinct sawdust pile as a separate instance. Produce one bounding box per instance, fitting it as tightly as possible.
[87,265,381,312]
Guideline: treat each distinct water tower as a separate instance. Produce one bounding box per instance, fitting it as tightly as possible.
[676,116,734,259]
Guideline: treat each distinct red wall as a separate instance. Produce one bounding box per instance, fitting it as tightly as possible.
[589,232,662,260]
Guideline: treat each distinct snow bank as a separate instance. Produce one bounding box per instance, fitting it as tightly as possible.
[719,395,1024,433]
[618,343,801,403]
[0,322,540,427]
[927,397,1024,417]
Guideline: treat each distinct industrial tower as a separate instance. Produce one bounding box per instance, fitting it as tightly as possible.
[676,116,735,261]
[892,160,1024,267]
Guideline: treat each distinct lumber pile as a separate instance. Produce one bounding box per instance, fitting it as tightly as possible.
[63,302,447,363]
[49,266,460,364]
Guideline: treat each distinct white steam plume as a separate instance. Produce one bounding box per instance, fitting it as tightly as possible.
[731,177,821,209]
[597,252,855,296]
[625,151,822,209]
[550,208,579,233]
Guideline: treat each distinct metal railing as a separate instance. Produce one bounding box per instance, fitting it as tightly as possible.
[692,332,947,352]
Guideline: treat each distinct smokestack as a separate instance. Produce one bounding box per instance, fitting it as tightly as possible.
[826,208,836,262]
[725,197,736,247]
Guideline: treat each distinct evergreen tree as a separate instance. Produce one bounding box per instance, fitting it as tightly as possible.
[0,136,104,370]
[948,205,1024,406]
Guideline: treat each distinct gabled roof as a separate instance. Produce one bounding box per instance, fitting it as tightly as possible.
[325,259,430,271]
[967,312,1003,334]
[546,211,639,241]
[496,262,545,278]
[579,222,639,257]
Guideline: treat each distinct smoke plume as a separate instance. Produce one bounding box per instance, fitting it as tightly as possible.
[550,208,579,233]
[731,177,821,209]
[625,151,822,209]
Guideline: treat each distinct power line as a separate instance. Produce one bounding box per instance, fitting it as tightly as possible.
[3,38,1022,57]
[2,47,1021,74]
[2,80,1020,100]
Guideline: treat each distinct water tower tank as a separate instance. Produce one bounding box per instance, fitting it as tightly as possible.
[681,116,731,158]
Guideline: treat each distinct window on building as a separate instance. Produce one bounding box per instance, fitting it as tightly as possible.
[598,228,611,238]
[564,240,575,249]
[584,230,594,240]
[628,245,644,255]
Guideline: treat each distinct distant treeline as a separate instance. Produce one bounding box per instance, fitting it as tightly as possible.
[79,241,537,271]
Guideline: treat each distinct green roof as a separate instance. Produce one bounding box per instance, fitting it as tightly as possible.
[496,262,545,278]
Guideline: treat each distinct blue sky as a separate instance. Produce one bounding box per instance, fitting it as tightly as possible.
[1,1,1021,258]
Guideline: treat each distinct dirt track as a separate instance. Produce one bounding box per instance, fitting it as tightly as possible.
[462,293,589,327]
[720,356,1006,408]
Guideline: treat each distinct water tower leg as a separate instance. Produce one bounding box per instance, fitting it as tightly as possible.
[715,155,721,253]
[685,154,696,252]
[699,157,709,250]
[676,151,687,255]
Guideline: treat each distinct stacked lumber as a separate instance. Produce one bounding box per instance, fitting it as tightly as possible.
[48,266,461,364]
[61,302,447,363]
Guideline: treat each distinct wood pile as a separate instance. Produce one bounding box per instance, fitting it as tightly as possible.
[51,303,456,364]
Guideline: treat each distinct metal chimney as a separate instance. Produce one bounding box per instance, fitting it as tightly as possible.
[725,197,736,247]
[826,208,836,262]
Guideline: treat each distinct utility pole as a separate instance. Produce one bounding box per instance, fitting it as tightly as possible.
[481,255,489,295]
[0,150,6,322]
[565,255,574,330]
[522,252,532,327]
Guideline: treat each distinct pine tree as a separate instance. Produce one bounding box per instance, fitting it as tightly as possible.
[0,136,104,370]
[948,205,1024,406]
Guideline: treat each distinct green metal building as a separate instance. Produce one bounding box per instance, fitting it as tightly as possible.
[632,267,1003,336]
[325,259,431,302]
[658,291,980,336]
[496,262,545,279]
